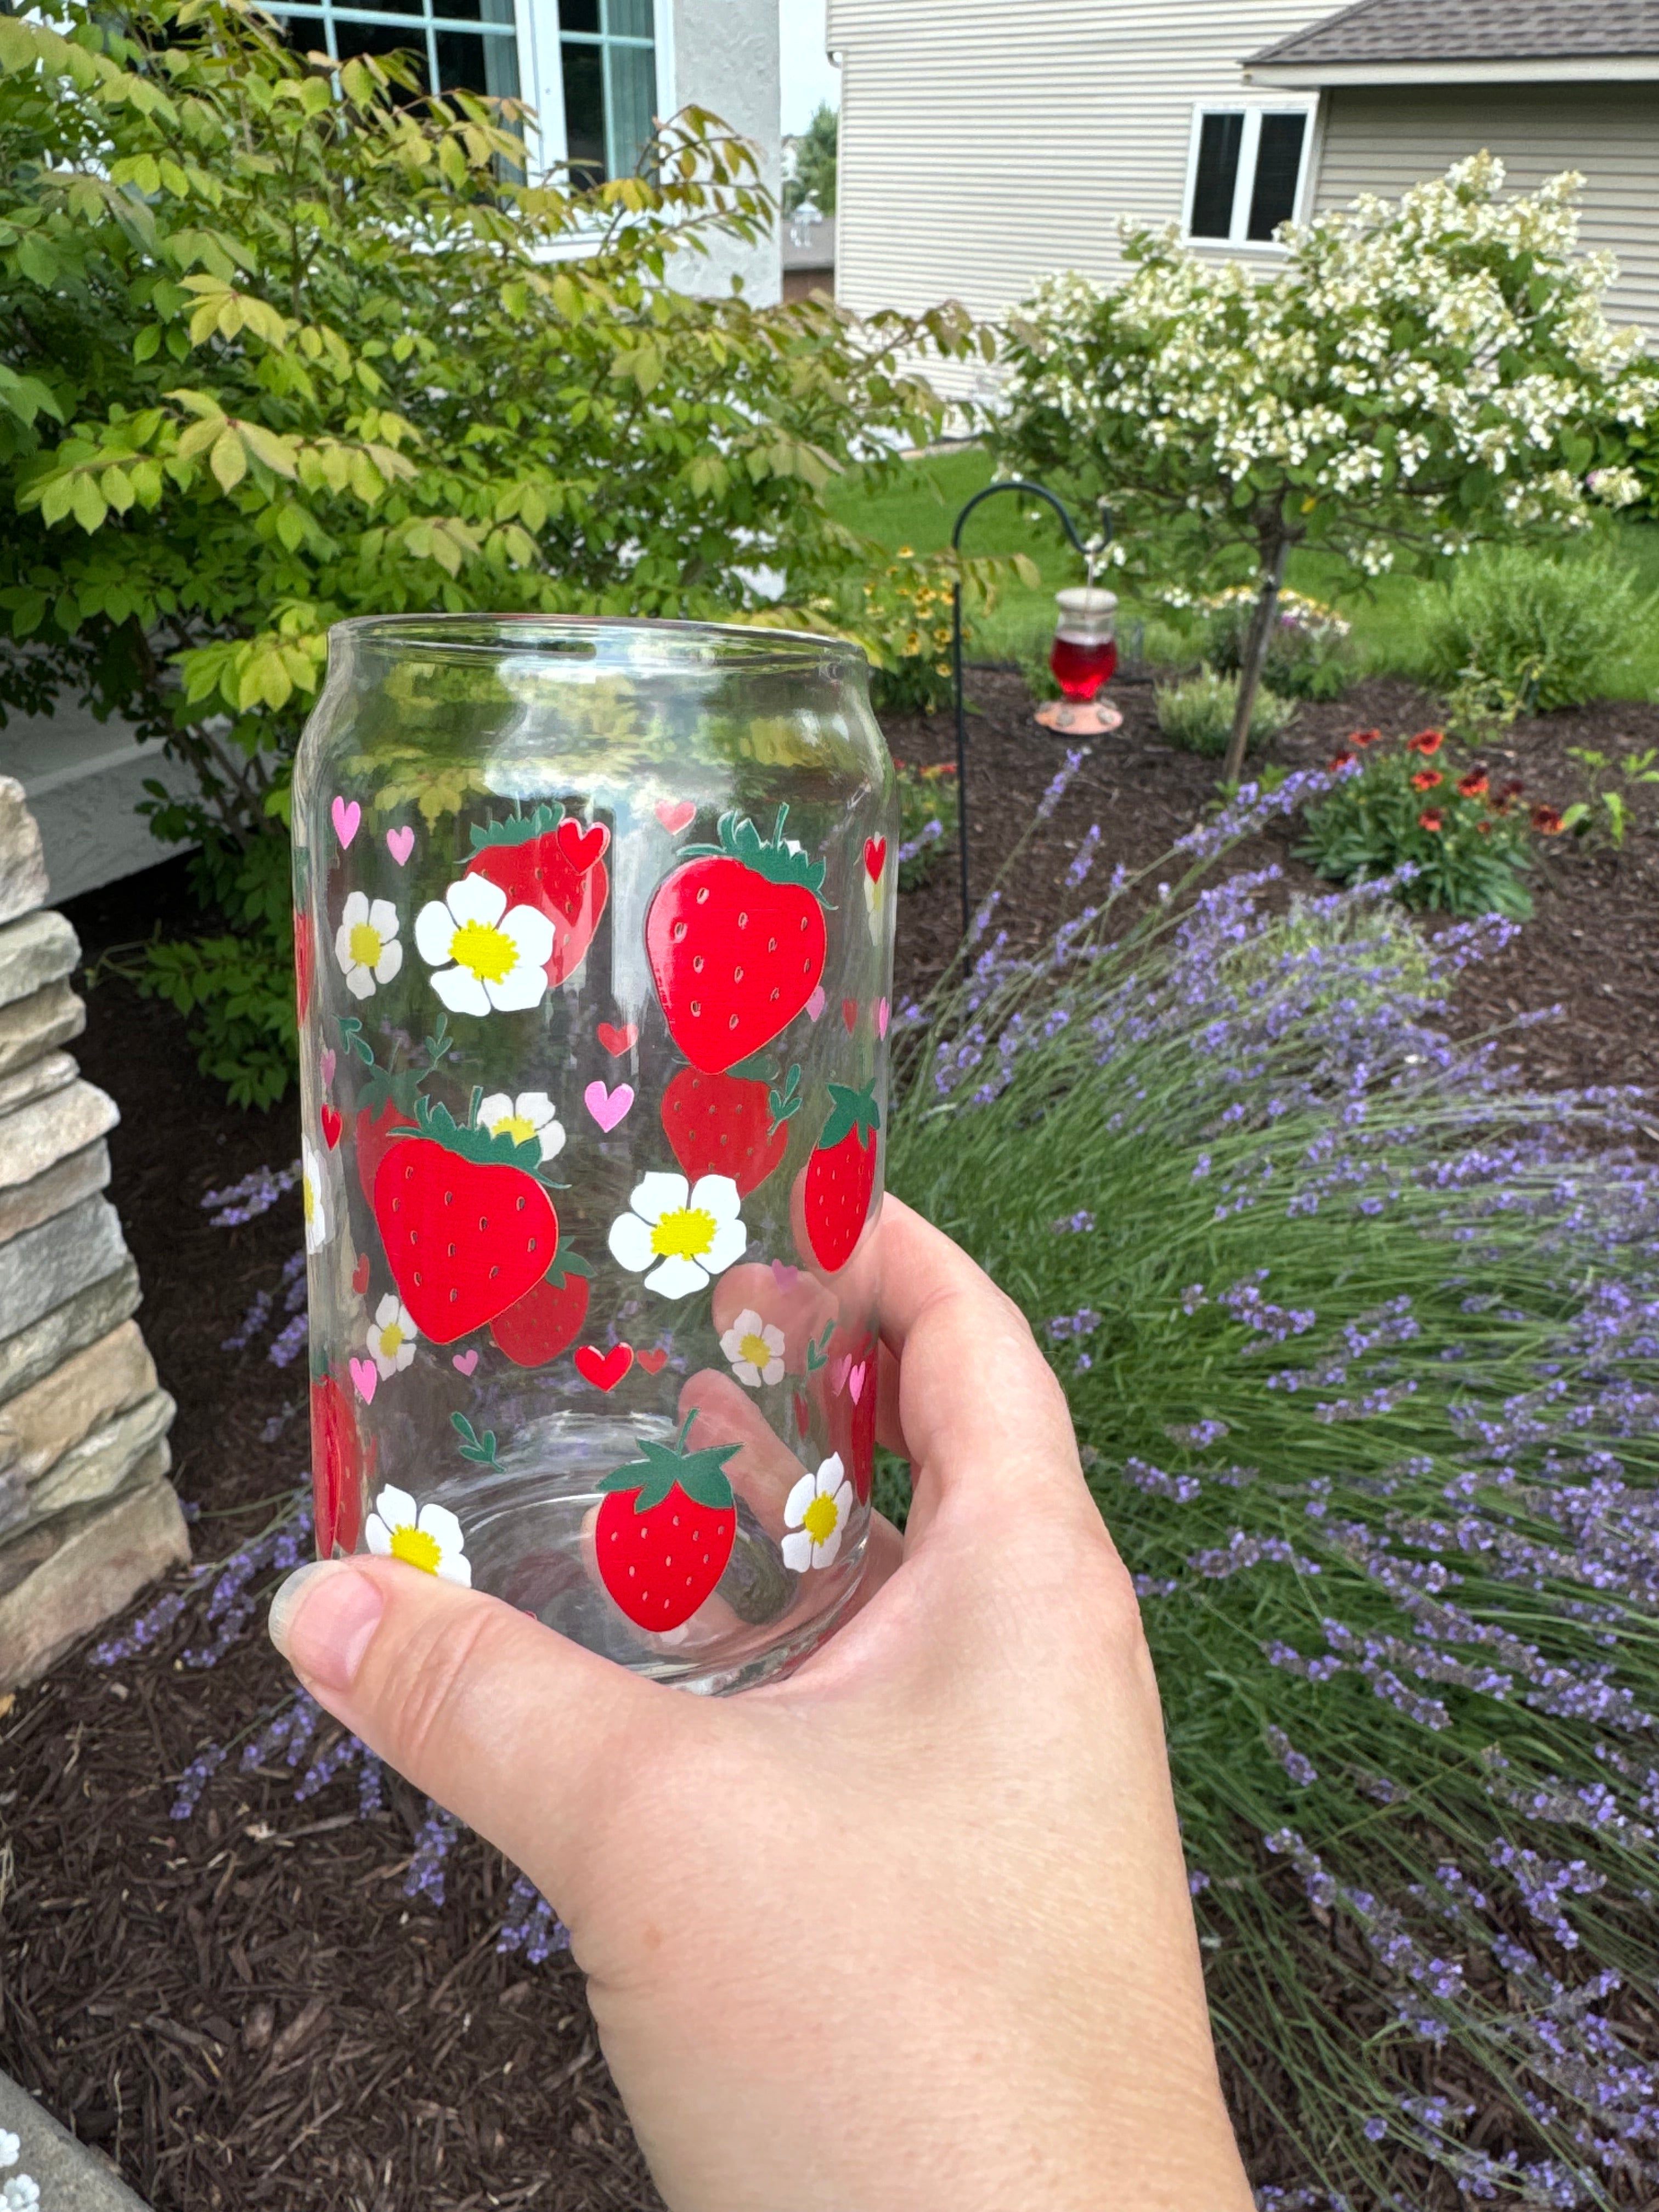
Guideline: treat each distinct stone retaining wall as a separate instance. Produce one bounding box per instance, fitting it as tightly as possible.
[0,776,186,1687]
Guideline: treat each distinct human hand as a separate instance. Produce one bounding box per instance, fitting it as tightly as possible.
[269,1198,1251,2212]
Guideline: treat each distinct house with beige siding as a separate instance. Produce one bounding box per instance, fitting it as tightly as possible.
[827,0,1659,396]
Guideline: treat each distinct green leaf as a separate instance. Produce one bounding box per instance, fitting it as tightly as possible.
[209,425,246,491]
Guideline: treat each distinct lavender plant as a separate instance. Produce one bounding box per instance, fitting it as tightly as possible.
[890,794,1659,2209]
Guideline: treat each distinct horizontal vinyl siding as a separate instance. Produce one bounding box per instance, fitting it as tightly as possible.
[1315,86,1659,337]
[826,0,1340,396]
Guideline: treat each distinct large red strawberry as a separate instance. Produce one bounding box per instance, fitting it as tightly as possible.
[356,1093,418,1207]
[803,1081,881,1273]
[310,1369,365,1557]
[373,1098,558,1344]
[595,1419,740,1631]
[660,1061,800,1196]
[466,806,608,986]
[645,809,827,1073]
[490,1254,594,1368]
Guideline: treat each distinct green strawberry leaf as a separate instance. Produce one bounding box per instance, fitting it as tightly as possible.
[337,1013,376,1068]
[598,1418,738,1511]
[469,802,562,852]
[452,1410,500,1467]
[768,1061,803,1128]
[413,1093,545,1173]
[679,805,828,901]
[543,1250,594,1287]
[817,1080,881,1152]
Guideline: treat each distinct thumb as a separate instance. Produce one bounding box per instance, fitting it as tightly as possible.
[269,1556,661,1911]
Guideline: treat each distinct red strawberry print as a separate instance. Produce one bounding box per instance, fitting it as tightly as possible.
[310,1370,365,1557]
[373,1098,558,1344]
[821,1330,878,1504]
[803,1081,881,1273]
[595,1417,739,1630]
[355,1094,419,1207]
[645,809,827,1073]
[660,1062,800,1197]
[490,1255,594,1368]
[466,805,609,987]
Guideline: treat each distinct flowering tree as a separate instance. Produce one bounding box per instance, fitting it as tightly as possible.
[995,156,1657,781]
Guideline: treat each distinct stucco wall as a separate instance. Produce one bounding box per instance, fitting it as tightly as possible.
[668,0,782,305]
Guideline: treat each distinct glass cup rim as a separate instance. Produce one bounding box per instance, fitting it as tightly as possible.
[330,612,867,678]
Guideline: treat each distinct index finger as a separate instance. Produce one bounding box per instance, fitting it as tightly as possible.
[870,1196,1086,1536]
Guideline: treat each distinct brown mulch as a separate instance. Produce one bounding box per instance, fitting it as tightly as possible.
[1,666,1657,2211]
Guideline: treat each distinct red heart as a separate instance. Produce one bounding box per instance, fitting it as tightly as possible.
[575,1343,633,1392]
[841,999,858,1034]
[597,1020,637,1057]
[636,1347,668,1375]
[351,1252,370,1295]
[557,818,608,874]
[321,1103,343,1150]
[864,836,887,883]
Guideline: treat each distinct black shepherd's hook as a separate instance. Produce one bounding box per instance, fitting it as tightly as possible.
[949,481,1110,936]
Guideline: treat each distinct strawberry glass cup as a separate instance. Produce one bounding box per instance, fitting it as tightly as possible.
[292,616,897,1693]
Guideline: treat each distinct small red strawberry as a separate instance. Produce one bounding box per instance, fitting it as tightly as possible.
[373,1097,559,1344]
[595,1417,740,1631]
[803,1081,881,1273]
[645,808,827,1073]
[310,1369,365,1557]
[356,1093,418,1207]
[660,1061,800,1196]
[490,1254,594,1368]
[466,806,609,986]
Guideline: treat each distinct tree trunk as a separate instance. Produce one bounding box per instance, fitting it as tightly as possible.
[1221,537,1290,788]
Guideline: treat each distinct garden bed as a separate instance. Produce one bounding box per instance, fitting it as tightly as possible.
[3,667,1658,2211]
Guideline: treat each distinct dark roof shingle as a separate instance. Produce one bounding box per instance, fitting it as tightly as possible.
[1250,0,1659,67]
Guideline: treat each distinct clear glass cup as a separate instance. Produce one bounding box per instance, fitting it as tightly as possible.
[291,616,897,1692]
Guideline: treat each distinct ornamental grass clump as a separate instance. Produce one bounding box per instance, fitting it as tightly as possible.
[1297,727,1538,919]
[890,789,1659,2209]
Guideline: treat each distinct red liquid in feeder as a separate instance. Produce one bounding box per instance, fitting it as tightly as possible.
[1049,634,1118,702]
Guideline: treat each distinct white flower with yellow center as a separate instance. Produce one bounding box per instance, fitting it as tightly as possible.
[333,891,403,1000]
[782,1453,854,1573]
[301,1138,330,1253]
[367,1292,417,1380]
[720,1308,785,1388]
[414,876,555,1018]
[607,1171,746,1300]
[364,1485,471,1585]
[477,1089,565,1163]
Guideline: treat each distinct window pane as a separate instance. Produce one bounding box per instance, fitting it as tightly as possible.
[436,25,518,95]
[1189,111,1243,239]
[269,12,331,60]
[561,0,600,29]
[607,38,655,174]
[607,0,653,38]
[562,38,605,175]
[1247,112,1306,242]
[331,18,430,88]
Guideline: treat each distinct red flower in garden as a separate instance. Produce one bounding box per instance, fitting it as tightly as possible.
[1476,821,1492,836]
[1418,809,1444,833]
[1410,769,1444,792]
[1531,803,1565,836]
[1350,728,1381,747]
[1408,730,1444,756]
[1499,777,1525,800]
[1328,749,1357,773]
[1458,770,1490,798]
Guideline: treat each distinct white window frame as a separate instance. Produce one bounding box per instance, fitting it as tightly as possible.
[517,0,671,181]
[1181,95,1319,252]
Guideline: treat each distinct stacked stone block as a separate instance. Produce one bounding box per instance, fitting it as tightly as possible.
[0,776,186,1687]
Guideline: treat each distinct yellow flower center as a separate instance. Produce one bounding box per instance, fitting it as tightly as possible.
[348,921,383,969]
[389,1522,442,1574]
[802,1492,840,1547]
[739,1331,771,1370]
[490,1113,538,1147]
[379,1322,404,1358]
[449,918,519,985]
[651,1205,715,1261]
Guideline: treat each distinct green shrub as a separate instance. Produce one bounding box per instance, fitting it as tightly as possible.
[1197,585,1355,701]
[1419,543,1656,715]
[1296,728,1536,918]
[889,785,1659,2207]
[1154,666,1295,757]
[0,0,979,1101]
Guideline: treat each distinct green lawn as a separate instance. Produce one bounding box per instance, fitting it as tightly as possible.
[827,445,1659,702]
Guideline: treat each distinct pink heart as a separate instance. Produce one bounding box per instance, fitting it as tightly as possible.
[848,1361,868,1406]
[877,998,890,1040]
[348,1356,377,1404]
[655,799,696,835]
[331,796,361,849]
[770,1260,799,1290]
[452,1349,479,1376]
[830,1355,851,1396]
[319,1048,336,1088]
[386,825,415,867]
[584,1080,634,1133]
[805,985,826,1023]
